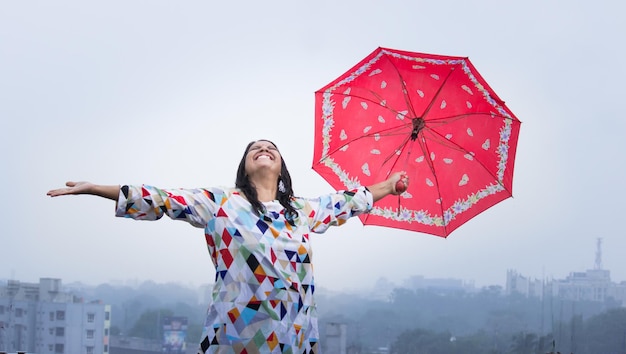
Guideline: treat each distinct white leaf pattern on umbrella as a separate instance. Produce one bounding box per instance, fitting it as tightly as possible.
[340,130,347,140]
[467,128,473,136]
[381,81,387,89]
[371,149,381,155]
[342,88,351,108]
[362,163,370,176]
[417,90,424,98]
[377,115,385,123]
[361,102,368,110]
[342,96,351,109]
[443,158,453,164]
[459,174,469,186]
[440,100,447,109]
[426,178,434,187]
[482,139,490,150]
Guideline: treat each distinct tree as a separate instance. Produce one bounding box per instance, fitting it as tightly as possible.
[509,332,538,354]
[109,325,121,336]
[580,307,626,354]
[390,328,456,354]
[127,308,174,340]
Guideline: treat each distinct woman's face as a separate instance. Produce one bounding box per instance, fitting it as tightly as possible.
[244,140,282,177]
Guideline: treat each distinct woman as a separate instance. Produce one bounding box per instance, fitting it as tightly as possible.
[47,139,408,354]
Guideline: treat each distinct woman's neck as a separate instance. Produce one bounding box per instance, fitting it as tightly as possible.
[249,175,278,202]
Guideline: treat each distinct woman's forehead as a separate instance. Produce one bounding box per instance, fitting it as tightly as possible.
[249,140,277,149]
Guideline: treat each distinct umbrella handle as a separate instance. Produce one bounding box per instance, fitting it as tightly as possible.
[394,177,407,216]
[395,180,407,193]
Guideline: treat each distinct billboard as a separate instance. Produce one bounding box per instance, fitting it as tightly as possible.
[162,316,188,353]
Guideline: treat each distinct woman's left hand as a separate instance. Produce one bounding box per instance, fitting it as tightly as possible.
[388,171,409,195]
[368,171,410,202]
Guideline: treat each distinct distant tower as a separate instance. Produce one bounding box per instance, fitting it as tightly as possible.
[594,238,603,270]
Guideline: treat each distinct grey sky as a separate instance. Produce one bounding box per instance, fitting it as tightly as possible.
[1,1,624,291]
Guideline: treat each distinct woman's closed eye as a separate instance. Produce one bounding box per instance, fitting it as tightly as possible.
[250,145,277,151]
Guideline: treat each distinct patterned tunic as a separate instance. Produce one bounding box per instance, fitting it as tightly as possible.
[115,185,373,353]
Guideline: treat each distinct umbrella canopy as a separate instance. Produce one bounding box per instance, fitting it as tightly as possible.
[312,47,521,237]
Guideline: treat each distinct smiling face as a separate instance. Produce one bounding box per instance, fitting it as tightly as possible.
[244,140,282,177]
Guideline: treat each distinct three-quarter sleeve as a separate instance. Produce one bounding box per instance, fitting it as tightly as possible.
[296,186,373,233]
[115,185,223,228]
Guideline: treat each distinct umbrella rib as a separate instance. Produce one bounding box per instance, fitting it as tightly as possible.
[381,134,412,170]
[420,64,460,119]
[426,111,514,127]
[415,133,449,236]
[423,126,512,195]
[413,110,515,233]
[317,122,414,160]
[381,53,420,119]
[322,49,421,120]
[328,91,414,121]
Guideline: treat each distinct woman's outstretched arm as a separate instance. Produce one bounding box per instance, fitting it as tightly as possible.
[47,181,120,201]
[367,171,409,202]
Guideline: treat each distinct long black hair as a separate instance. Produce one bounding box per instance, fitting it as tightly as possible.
[235,140,297,221]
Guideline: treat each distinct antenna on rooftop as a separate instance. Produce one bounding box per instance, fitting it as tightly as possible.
[594,238,603,270]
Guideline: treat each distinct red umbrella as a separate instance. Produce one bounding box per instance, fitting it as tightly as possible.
[312,47,521,237]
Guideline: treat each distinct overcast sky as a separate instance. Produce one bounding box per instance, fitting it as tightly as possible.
[1,1,624,291]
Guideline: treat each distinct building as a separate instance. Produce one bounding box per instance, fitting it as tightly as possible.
[0,278,111,354]
[325,322,347,354]
[505,239,626,305]
[403,275,475,294]
[506,269,544,298]
[553,269,612,302]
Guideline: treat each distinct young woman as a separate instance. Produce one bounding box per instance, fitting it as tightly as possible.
[47,139,408,354]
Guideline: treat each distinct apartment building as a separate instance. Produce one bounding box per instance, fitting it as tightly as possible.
[0,278,110,354]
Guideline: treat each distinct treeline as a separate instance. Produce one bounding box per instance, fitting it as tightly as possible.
[383,308,626,354]
[75,281,625,353]
[315,285,626,353]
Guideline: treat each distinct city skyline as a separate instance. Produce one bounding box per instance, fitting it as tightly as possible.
[4,244,620,292]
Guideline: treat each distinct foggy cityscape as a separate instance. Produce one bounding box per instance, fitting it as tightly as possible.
[2,0,626,353]
[2,238,625,353]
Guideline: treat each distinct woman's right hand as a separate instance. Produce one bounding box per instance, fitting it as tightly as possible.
[47,181,95,197]
[47,181,120,200]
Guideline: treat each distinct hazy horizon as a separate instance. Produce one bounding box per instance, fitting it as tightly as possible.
[3,242,617,292]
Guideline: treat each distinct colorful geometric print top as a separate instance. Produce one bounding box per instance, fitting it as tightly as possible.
[115,185,373,354]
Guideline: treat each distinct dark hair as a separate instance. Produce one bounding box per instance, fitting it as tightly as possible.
[235,140,297,222]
